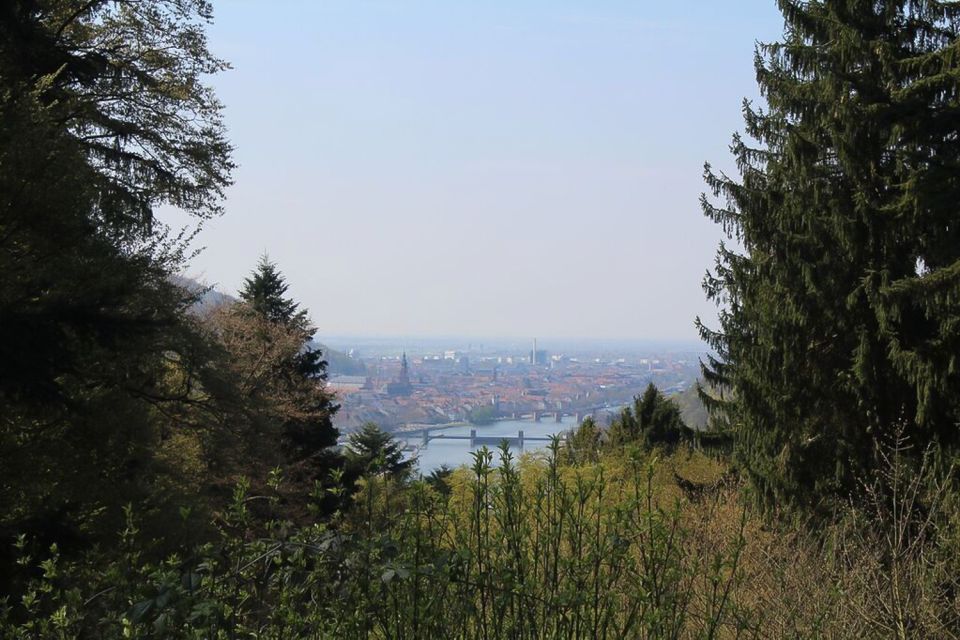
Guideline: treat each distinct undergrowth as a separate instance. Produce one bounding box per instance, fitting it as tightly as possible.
[2,438,958,639]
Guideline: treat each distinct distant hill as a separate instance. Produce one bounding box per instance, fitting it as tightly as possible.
[170,274,235,312]
[173,275,366,377]
[314,340,366,376]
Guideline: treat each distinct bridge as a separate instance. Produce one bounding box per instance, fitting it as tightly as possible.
[389,405,616,451]
[503,406,610,423]
[413,428,562,448]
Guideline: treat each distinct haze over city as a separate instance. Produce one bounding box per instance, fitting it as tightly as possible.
[162,0,784,342]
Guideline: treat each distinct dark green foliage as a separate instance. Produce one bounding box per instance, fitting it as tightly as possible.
[201,303,340,494]
[0,446,753,639]
[425,464,454,496]
[0,0,233,554]
[700,0,960,509]
[0,0,233,231]
[608,383,695,448]
[240,255,329,384]
[563,417,602,464]
[346,423,415,479]
[695,431,736,456]
[239,254,304,325]
[238,256,339,459]
[0,0,355,607]
[7,438,960,638]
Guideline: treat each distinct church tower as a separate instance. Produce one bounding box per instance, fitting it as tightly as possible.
[399,352,411,387]
[386,352,413,396]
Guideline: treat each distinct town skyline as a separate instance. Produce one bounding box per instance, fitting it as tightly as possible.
[322,333,704,436]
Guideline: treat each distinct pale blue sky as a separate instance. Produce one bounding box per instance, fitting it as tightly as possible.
[163,0,784,342]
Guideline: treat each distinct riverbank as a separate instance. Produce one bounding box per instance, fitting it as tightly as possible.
[390,421,470,435]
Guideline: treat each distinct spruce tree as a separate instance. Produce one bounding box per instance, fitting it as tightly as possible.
[607,383,692,448]
[346,423,414,479]
[240,255,328,379]
[700,0,960,509]
[240,255,303,325]
[238,256,338,457]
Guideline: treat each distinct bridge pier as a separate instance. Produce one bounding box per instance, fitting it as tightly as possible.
[470,429,476,448]
[575,412,583,423]
[533,411,541,423]
[422,428,430,446]
[518,430,524,448]
[554,411,562,423]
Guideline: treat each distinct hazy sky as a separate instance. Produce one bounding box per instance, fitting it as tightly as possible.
[162,0,785,342]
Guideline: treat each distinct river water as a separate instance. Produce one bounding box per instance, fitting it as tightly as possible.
[398,416,583,474]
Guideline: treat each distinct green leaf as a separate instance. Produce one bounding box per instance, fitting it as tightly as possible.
[129,599,153,623]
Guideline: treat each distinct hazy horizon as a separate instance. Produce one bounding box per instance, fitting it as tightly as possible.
[318,333,707,354]
[162,1,785,341]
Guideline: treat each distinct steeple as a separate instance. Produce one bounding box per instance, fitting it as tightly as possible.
[399,352,410,386]
[386,351,414,396]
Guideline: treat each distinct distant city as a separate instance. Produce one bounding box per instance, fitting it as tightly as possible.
[321,337,705,435]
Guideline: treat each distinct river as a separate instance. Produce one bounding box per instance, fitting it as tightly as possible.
[398,416,584,474]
